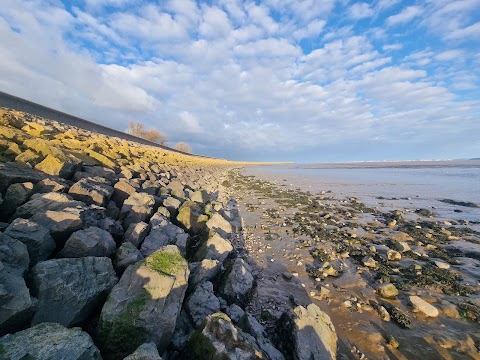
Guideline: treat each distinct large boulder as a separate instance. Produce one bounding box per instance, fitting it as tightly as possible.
[30,257,117,326]
[185,281,220,326]
[4,218,56,265]
[58,226,117,258]
[221,258,254,306]
[114,242,144,273]
[276,304,337,360]
[206,213,233,237]
[0,262,36,336]
[176,201,208,234]
[120,192,156,229]
[68,177,114,207]
[123,222,149,248]
[32,208,83,241]
[181,312,263,360]
[97,245,189,358]
[0,182,34,219]
[12,192,83,219]
[0,161,48,194]
[0,233,29,276]
[0,322,102,359]
[35,153,81,178]
[166,180,185,198]
[189,259,221,287]
[124,342,162,360]
[162,196,182,217]
[194,232,233,262]
[140,213,189,257]
[112,180,136,207]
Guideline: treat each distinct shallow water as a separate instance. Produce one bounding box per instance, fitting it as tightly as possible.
[244,160,480,224]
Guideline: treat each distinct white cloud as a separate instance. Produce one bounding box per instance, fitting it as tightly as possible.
[383,43,402,51]
[292,19,326,40]
[386,6,423,26]
[445,21,480,40]
[435,49,465,61]
[348,3,374,19]
[178,111,204,134]
[199,6,232,39]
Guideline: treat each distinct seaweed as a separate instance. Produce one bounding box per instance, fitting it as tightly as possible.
[389,307,412,329]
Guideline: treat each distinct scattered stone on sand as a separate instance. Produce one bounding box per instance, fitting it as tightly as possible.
[409,295,439,317]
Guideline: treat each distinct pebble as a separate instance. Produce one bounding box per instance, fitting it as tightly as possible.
[434,261,450,269]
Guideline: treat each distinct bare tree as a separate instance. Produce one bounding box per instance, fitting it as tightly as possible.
[126,121,168,146]
[173,142,192,153]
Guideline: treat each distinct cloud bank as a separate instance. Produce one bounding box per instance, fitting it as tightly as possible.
[0,0,479,161]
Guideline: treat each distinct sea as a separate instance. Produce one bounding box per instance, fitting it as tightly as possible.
[243,160,480,226]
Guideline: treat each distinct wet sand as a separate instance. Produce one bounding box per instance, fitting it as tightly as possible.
[225,169,480,360]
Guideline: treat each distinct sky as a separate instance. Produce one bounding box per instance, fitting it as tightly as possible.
[0,0,479,162]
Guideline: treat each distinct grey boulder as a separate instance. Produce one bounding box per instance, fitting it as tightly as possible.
[140,213,189,257]
[58,226,116,258]
[120,192,156,229]
[30,256,117,326]
[68,177,114,207]
[97,245,189,358]
[4,218,56,265]
[114,242,144,273]
[0,322,102,360]
[194,232,233,263]
[186,281,220,326]
[0,233,29,276]
[221,258,254,306]
[124,342,162,360]
[123,221,149,248]
[12,192,83,219]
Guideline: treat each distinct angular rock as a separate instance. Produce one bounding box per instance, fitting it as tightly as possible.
[140,213,189,257]
[13,192,83,219]
[32,208,83,241]
[114,242,144,273]
[0,262,36,336]
[190,190,209,203]
[124,222,150,248]
[390,240,411,253]
[124,342,162,360]
[0,182,34,218]
[58,226,116,258]
[112,180,137,208]
[4,218,56,265]
[97,245,189,358]
[182,312,262,360]
[176,201,208,234]
[0,161,48,193]
[186,281,220,326]
[206,213,233,236]
[0,322,102,359]
[0,233,29,276]
[194,232,233,263]
[409,295,439,317]
[120,192,156,229]
[222,258,254,306]
[387,250,402,261]
[68,177,114,207]
[30,256,117,326]
[83,165,118,184]
[166,179,185,198]
[226,304,245,323]
[189,259,221,287]
[277,304,337,360]
[376,283,399,299]
[35,153,81,178]
[163,196,182,216]
[34,178,69,193]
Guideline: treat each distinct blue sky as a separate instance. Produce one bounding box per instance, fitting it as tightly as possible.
[0,0,479,162]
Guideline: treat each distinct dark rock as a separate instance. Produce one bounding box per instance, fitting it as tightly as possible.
[114,242,144,273]
[0,162,49,193]
[4,218,56,265]
[68,177,114,207]
[221,258,254,306]
[123,222,149,248]
[0,322,102,359]
[0,233,29,276]
[124,342,162,360]
[112,180,137,208]
[58,226,117,258]
[12,192,83,219]
[31,208,83,242]
[30,256,117,326]
[96,245,189,358]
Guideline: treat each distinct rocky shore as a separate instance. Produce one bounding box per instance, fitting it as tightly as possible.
[0,108,338,360]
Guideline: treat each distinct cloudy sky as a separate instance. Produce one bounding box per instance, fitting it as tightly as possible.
[0,0,479,162]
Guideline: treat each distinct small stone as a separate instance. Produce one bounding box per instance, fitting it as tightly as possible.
[434,261,450,269]
[362,256,377,268]
[387,250,401,261]
[409,296,439,317]
[376,283,399,299]
[282,271,293,280]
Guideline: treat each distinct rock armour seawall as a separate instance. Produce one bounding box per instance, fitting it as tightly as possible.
[0,107,337,359]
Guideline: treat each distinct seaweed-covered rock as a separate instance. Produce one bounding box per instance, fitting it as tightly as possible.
[30,257,117,326]
[389,306,412,329]
[0,322,102,359]
[276,304,337,360]
[124,342,162,360]
[181,312,263,360]
[97,245,189,358]
[4,218,55,265]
